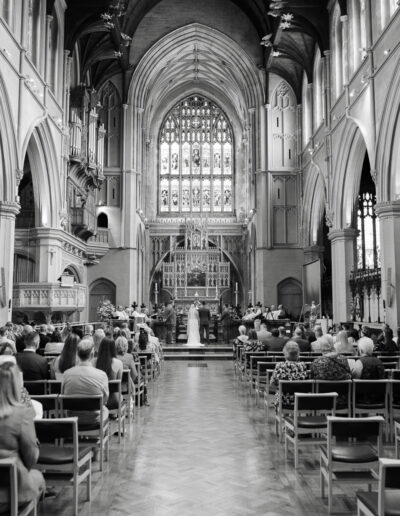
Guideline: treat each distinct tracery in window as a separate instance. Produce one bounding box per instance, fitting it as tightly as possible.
[159,95,233,214]
[356,158,380,270]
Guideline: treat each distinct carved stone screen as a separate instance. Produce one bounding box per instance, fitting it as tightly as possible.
[159,95,233,214]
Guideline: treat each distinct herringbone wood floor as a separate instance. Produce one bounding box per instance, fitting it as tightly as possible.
[37,362,389,515]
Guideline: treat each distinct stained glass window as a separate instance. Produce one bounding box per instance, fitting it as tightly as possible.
[159,95,233,214]
[356,191,380,269]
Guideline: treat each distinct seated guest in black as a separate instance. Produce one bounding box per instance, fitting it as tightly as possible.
[263,328,287,352]
[291,327,311,352]
[352,337,385,379]
[303,322,316,344]
[16,332,49,381]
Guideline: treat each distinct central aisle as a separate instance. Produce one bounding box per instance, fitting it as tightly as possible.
[43,362,358,515]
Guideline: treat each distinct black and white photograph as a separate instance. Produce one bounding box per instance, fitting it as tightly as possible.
[0,1,400,515]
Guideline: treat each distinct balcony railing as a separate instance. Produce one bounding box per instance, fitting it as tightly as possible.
[88,227,109,244]
[349,268,382,323]
[13,283,87,313]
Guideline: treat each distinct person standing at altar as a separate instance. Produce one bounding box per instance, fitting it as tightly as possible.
[164,301,176,345]
[198,301,211,345]
[220,304,231,344]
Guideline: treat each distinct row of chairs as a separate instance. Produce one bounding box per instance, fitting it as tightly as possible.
[234,352,400,513]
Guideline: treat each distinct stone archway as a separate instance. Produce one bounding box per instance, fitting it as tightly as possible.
[277,278,303,320]
[89,278,116,322]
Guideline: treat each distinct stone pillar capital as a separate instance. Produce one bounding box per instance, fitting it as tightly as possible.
[0,201,20,218]
[328,228,357,242]
[375,201,400,219]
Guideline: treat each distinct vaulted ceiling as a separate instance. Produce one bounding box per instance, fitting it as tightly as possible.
[65,0,337,101]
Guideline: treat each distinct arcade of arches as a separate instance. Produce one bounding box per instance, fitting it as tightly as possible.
[1,2,400,329]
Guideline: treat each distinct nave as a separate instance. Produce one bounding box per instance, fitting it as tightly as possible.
[36,361,377,516]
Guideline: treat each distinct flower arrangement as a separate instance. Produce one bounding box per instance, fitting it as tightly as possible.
[97,298,115,321]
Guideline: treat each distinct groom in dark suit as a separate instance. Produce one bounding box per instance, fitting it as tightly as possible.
[198,301,211,344]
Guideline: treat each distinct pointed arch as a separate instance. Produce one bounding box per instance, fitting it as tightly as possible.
[0,71,18,202]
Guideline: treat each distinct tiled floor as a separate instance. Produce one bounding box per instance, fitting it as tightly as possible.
[38,361,375,515]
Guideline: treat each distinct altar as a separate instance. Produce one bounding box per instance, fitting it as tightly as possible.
[161,218,231,313]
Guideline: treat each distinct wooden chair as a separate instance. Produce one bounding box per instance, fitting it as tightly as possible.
[0,457,39,516]
[30,394,58,418]
[356,458,400,516]
[284,392,337,469]
[248,355,269,395]
[275,379,315,438]
[320,416,383,513]
[59,395,109,472]
[352,380,390,441]
[108,380,126,443]
[254,362,271,406]
[121,369,135,423]
[315,379,352,416]
[47,380,62,394]
[35,418,92,516]
[23,380,47,395]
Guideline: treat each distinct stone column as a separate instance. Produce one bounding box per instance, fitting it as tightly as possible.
[328,228,357,324]
[255,170,269,304]
[340,15,349,85]
[0,201,20,324]
[375,201,400,329]
[303,245,324,265]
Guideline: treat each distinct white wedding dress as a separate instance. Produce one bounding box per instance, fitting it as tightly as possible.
[185,305,204,347]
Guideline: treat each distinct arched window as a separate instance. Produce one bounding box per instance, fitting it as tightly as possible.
[159,95,234,214]
[356,156,380,270]
[97,212,108,228]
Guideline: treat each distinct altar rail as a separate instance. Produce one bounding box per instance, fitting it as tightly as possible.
[349,267,383,323]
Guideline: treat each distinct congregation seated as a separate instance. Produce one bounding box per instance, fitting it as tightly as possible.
[352,337,385,379]
[84,324,94,339]
[15,325,34,352]
[44,329,64,355]
[0,361,45,513]
[0,326,16,351]
[116,336,138,384]
[310,339,351,380]
[51,334,80,380]
[62,339,109,425]
[256,322,271,344]
[93,337,123,410]
[262,328,287,352]
[93,328,106,356]
[16,332,49,381]
[270,341,308,407]
[278,326,290,343]
[243,329,260,352]
[375,327,398,354]
[37,324,50,354]
[334,330,355,355]
[302,322,316,344]
[234,325,248,346]
[310,327,324,352]
[291,327,310,352]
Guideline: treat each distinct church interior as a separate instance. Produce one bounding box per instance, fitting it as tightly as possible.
[1,0,400,515]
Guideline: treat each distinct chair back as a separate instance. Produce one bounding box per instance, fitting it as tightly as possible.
[378,458,400,515]
[31,394,58,416]
[392,370,400,380]
[59,394,103,412]
[24,380,47,395]
[108,379,122,396]
[353,379,389,405]
[35,417,77,443]
[279,379,315,397]
[0,458,18,516]
[328,415,383,441]
[295,392,337,412]
[315,380,352,406]
[121,369,130,395]
[47,380,62,394]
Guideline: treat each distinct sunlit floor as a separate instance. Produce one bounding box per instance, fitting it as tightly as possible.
[38,361,378,515]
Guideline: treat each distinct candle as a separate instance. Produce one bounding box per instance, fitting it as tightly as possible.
[155,282,158,292]
[235,282,238,291]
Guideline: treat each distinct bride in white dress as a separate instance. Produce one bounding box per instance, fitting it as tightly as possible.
[185,304,204,347]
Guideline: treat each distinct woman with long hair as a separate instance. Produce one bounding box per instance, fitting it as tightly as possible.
[94,337,123,409]
[334,330,355,355]
[51,334,80,380]
[0,362,45,512]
